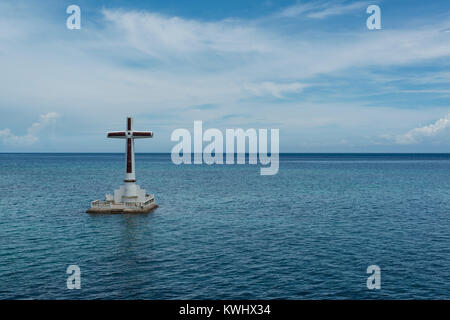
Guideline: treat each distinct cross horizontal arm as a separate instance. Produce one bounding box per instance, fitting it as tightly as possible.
[107,131,126,138]
[133,131,153,139]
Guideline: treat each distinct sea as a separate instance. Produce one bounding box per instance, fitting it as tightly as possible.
[0,153,450,299]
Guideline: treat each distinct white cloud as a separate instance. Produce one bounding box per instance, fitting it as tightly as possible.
[102,10,270,57]
[276,1,369,19]
[395,113,450,144]
[307,2,369,19]
[399,89,450,94]
[276,2,324,18]
[0,112,59,146]
[243,81,306,98]
[101,8,450,80]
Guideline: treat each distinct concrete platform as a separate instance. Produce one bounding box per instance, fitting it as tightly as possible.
[86,201,158,214]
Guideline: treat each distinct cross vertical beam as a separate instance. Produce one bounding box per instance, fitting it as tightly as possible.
[126,138,133,174]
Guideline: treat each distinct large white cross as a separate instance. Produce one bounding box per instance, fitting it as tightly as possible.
[107,117,153,185]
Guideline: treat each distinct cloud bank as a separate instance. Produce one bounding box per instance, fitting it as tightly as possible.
[0,1,449,151]
[0,113,59,146]
[395,113,450,144]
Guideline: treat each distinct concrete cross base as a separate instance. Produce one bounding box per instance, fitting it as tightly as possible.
[86,203,158,214]
[87,196,158,214]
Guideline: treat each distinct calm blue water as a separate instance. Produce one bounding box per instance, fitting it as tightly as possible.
[1,153,450,299]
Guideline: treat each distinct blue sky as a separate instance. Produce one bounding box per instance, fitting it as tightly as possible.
[0,0,450,152]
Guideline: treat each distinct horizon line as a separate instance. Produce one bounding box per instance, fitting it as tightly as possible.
[2,152,450,155]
